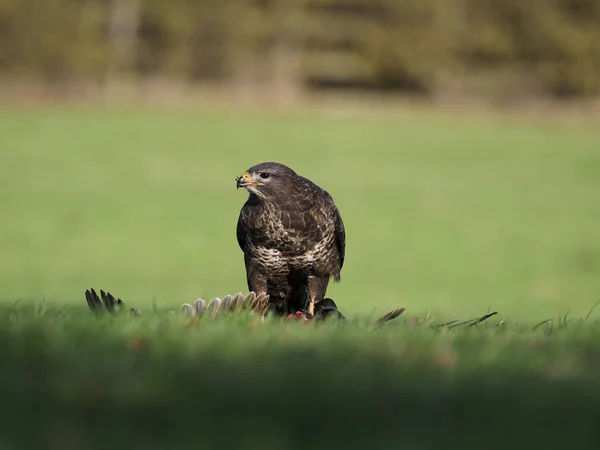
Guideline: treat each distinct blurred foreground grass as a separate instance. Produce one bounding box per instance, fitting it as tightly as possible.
[1,106,599,321]
[2,303,600,450]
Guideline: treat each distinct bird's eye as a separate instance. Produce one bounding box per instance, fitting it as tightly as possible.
[259,172,270,179]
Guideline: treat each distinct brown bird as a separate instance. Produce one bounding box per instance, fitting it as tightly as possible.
[235,162,346,317]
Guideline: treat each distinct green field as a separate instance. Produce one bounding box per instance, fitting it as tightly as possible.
[2,107,599,319]
[3,303,600,450]
[1,106,600,449]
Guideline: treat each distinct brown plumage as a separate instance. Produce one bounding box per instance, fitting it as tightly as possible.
[235,162,346,317]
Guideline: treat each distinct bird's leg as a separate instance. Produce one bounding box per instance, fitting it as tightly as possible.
[306,276,328,317]
[307,297,315,316]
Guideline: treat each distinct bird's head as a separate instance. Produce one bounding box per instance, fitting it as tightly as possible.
[236,162,297,198]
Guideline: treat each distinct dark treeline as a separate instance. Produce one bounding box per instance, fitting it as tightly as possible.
[0,0,599,98]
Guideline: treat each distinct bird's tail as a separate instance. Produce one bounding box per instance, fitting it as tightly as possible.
[374,308,406,325]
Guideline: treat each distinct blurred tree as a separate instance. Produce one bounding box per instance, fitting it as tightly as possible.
[0,0,598,98]
[107,0,141,79]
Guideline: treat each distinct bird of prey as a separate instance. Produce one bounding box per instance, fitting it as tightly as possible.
[235,162,346,318]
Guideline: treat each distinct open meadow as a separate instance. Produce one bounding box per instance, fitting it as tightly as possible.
[1,105,600,449]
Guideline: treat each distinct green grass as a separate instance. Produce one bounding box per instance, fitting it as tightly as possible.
[1,106,599,320]
[3,303,600,450]
[1,106,600,449]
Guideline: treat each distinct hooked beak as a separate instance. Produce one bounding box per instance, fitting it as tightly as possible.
[236,172,263,189]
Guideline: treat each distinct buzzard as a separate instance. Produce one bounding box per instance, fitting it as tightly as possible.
[235,162,346,317]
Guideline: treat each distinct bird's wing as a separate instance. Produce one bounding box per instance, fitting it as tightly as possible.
[323,189,346,270]
[333,204,346,269]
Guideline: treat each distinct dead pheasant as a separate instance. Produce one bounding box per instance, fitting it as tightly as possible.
[84,288,405,325]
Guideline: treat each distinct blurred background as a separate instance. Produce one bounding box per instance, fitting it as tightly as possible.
[1,0,599,320]
[1,0,600,102]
